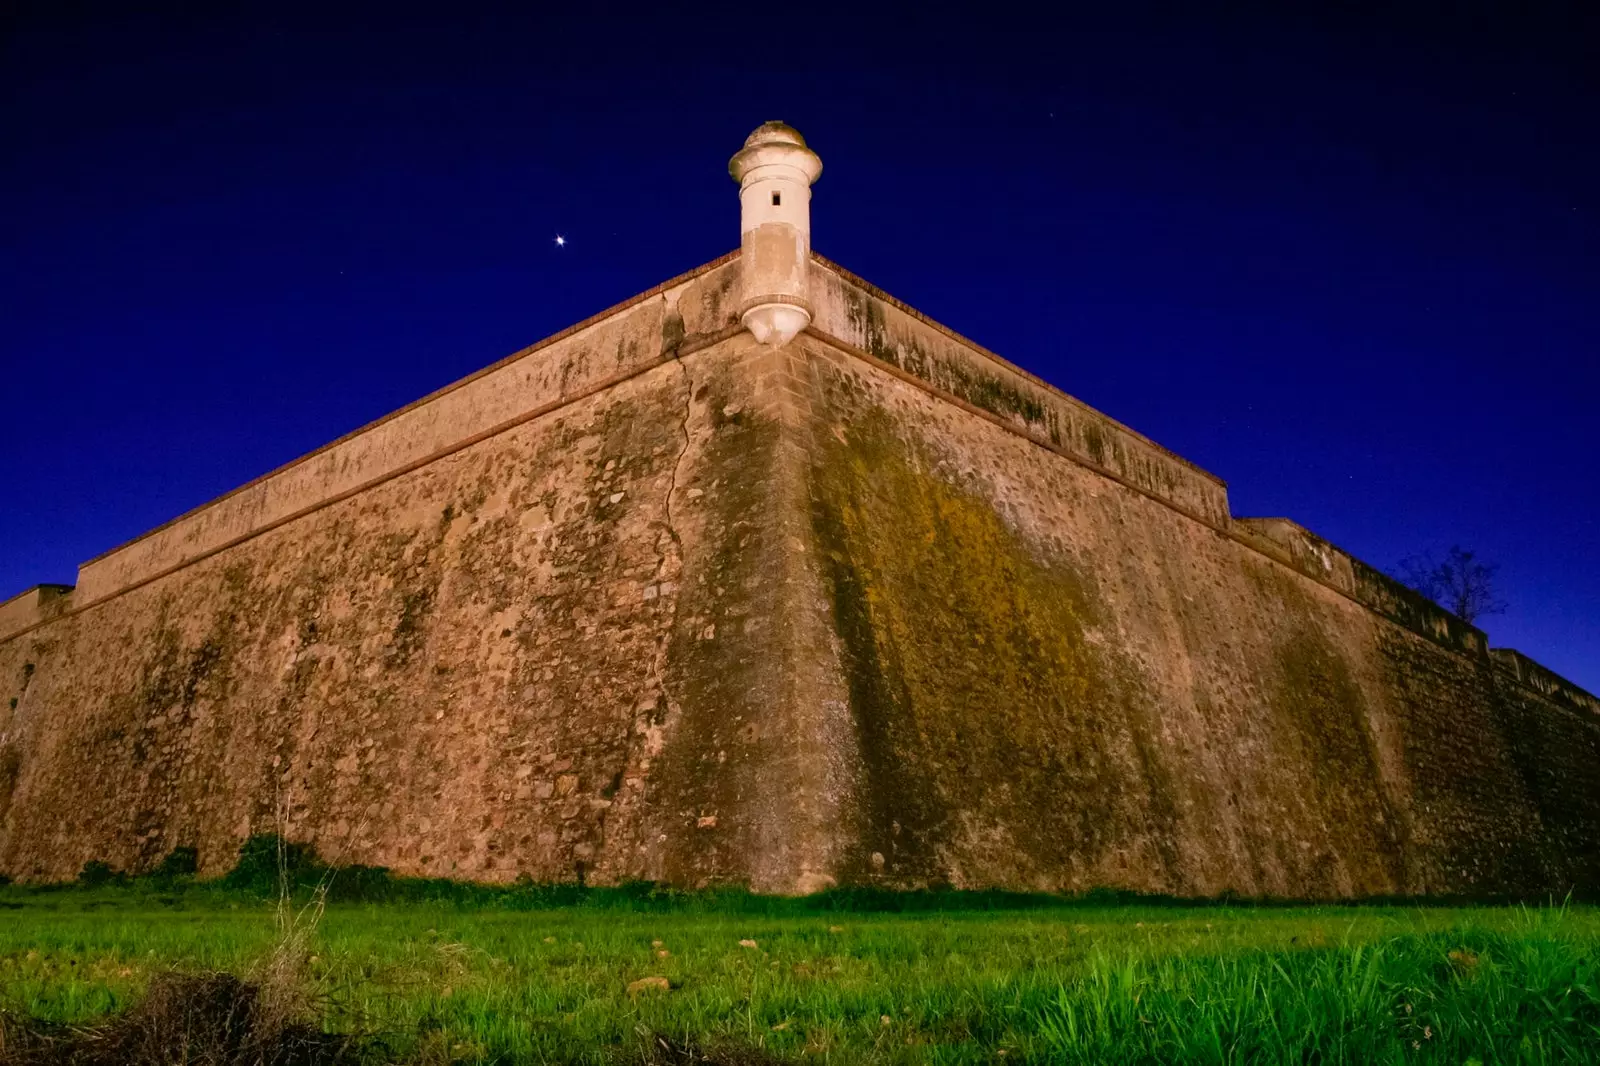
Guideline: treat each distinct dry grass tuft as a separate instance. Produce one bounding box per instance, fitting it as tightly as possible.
[252,843,330,1044]
[0,972,356,1065]
[0,800,370,1066]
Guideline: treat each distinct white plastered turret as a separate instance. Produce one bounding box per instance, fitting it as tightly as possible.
[729,121,823,346]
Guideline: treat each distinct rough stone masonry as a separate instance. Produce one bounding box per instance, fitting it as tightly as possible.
[2,123,1596,896]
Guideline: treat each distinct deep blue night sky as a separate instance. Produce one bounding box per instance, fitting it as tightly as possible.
[3,4,1597,689]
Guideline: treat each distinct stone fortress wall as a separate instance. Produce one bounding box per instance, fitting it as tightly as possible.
[793,265,1599,894]
[0,251,841,888]
[805,256,1497,668]
[1,249,1595,895]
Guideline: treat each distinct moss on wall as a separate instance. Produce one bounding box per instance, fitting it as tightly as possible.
[2,312,1594,898]
[0,743,19,828]
[1269,629,1407,894]
[799,343,1600,900]
[810,408,1179,890]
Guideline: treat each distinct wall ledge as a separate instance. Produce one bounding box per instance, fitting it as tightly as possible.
[1491,648,1600,717]
[0,584,74,642]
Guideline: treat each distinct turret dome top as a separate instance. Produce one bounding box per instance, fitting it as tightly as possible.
[729,121,822,185]
[741,121,808,150]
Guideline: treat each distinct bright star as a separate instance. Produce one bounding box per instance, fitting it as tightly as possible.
[554,235,566,247]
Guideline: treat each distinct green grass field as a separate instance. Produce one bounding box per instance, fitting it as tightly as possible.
[2,881,1598,1064]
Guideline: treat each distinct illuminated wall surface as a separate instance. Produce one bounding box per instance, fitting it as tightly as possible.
[2,253,1596,895]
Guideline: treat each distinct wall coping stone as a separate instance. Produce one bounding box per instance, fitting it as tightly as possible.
[75,251,742,576]
[808,252,1225,488]
[1492,648,1600,717]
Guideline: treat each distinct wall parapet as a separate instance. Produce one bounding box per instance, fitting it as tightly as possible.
[798,258,1571,687]
[1227,517,1599,718]
[1234,516,1488,658]
[52,254,744,611]
[1492,648,1600,717]
[807,256,1232,528]
[1349,555,1488,657]
[0,585,74,642]
[1233,517,1357,596]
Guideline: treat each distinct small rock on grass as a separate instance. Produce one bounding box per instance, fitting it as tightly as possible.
[739,939,758,949]
[628,976,672,995]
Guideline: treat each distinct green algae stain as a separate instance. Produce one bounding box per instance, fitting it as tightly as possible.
[810,410,1162,887]
[0,742,20,825]
[842,286,896,366]
[1082,421,1106,466]
[941,362,1048,426]
[660,306,685,357]
[1271,627,1408,894]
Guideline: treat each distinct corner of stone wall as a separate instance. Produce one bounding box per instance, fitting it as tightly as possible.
[636,332,856,895]
[744,336,860,893]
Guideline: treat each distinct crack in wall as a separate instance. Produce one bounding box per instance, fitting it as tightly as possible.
[591,311,698,881]
[648,346,696,713]
[659,364,693,563]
